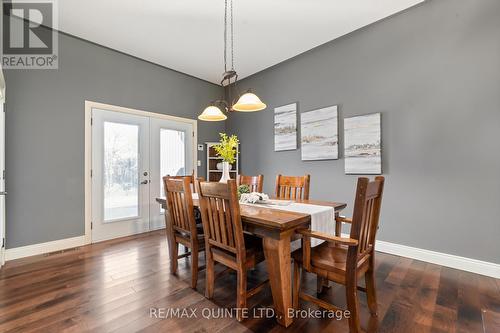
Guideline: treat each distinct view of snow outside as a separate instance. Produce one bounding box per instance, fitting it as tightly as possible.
[103,122,139,221]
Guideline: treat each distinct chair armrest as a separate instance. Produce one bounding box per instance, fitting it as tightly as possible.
[335,216,352,224]
[297,229,358,247]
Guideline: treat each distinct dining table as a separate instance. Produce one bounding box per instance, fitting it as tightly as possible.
[156,195,347,327]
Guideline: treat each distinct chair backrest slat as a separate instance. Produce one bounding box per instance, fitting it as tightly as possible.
[275,174,311,200]
[165,171,196,192]
[237,174,264,193]
[197,179,246,260]
[163,176,197,236]
[349,176,385,260]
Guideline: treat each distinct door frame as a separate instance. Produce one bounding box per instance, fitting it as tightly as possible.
[84,100,198,245]
[0,102,4,267]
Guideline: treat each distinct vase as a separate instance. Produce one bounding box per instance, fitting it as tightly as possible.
[219,161,231,183]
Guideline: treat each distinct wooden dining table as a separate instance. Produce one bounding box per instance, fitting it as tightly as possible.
[156,196,347,327]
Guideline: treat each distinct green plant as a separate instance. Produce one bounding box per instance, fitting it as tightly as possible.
[213,133,239,164]
[237,184,250,199]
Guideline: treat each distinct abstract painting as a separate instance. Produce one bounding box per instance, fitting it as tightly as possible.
[344,113,382,174]
[300,105,338,160]
[274,103,297,151]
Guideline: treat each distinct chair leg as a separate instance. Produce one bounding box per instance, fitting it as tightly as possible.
[346,275,361,333]
[292,261,301,310]
[317,276,325,294]
[365,265,378,316]
[170,240,179,275]
[205,249,215,299]
[236,268,247,322]
[191,244,199,289]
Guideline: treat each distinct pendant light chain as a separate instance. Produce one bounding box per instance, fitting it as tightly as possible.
[223,0,227,73]
[223,0,234,73]
[230,0,234,71]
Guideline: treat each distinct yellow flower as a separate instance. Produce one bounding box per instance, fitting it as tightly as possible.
[213,133,239,164]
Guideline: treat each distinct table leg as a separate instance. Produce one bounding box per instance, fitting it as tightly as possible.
[263,236,293,327]
[335,211,342,237]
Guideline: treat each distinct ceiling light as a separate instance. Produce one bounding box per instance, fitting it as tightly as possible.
[198,0,266,121]
[198,105,227,121]
[232,91,267,112]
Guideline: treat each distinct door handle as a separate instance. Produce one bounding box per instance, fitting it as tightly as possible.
[0,191,6,196]
[140,180,149,185]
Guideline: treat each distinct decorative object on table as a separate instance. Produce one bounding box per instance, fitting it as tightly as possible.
[237,174,264,193]
[239,192,270,204]
[344,113,382,174]
[260,199,292,206]
[213,133,239,183]
[274,103,297,151]
[300,105,339,161]
[197,0,266,122]
[237,184,250,200]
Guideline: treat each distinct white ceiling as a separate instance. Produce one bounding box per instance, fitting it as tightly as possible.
[56,0,423,84]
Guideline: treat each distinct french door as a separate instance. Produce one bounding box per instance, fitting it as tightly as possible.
[91,106,194,242]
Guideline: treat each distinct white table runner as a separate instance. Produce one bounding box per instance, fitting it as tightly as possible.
[242,201,335,246]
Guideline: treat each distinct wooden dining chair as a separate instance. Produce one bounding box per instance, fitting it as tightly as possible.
[292,176,385,333]
[237,174,264,193]
[163,176,205,289]
[275,174,311,200]
[164,173,202,256]
[165,171,196,192]
[196,179,268,321]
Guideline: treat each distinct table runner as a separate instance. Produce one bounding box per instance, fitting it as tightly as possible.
[242,201,334,246]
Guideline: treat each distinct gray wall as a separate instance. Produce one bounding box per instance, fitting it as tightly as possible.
[227,0,500,263]
[4,30,224,248]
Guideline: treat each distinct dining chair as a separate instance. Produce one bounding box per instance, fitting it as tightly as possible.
[164,173,202,256]
[292,176,385,333]
[163,176,205,289]
[196,179,268,321]
[165,170,196,192]
[237,174,264,192]
[275,174,311,200]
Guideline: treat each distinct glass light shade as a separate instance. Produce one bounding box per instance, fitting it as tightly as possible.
[198,105,227,121]
[232,92,267,112]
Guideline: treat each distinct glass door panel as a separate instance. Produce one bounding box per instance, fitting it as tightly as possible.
[150,118,194,230]
[92,108,150,242]
[103,122,140,221]
[159,128,186,199]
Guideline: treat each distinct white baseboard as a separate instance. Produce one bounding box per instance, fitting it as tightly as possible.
[340,233,499,278]
[5,236,87,261]
[375,238,500,279]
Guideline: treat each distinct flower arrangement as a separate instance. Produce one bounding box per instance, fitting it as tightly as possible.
[237,184,250,199]
[213,133,239,164]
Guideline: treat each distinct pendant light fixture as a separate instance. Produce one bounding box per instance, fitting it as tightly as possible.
[198,0,266,121]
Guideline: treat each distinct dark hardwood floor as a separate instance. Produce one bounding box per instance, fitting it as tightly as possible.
[0,230,498,333]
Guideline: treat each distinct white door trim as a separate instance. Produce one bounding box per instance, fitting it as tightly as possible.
[84,100,198,245]
[0,102,5,267]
